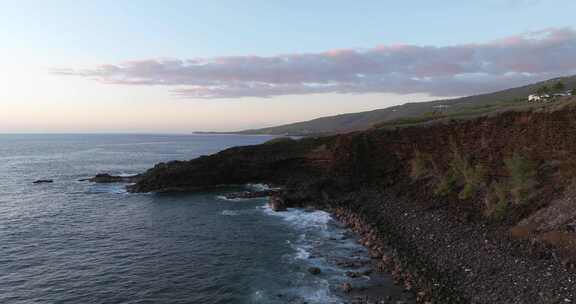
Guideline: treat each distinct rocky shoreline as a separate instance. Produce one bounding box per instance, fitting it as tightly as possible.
[302,186,576,304]
[264,193,418,304]
[110,101,576,303]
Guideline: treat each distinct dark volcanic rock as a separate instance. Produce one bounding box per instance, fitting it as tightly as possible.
[268,195,287,212]
[33,179,53,184]
[127,99,576,303]
[128,136,334,193]
[88,173,141,183]
[341,282,353,293]
[307,267,321,275]
[224,189,279,200]
[345,271,363,278]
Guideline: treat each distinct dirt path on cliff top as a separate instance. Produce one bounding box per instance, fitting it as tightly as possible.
[336,187,576,304]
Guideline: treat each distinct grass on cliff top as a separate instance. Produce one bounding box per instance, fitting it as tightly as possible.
[373,96,576,129]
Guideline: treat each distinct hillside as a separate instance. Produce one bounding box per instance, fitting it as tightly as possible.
[131,99,576,302]
[233,75,576,135]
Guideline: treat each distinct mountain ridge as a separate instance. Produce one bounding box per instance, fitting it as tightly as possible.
[213,75,576,136]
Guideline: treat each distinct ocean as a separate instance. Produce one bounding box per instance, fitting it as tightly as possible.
[0,134,390,304]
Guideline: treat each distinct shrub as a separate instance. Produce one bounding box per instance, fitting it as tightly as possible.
[504,153,537,204]
[263,137,295,145]
[458,183,475,200]
[484,181,509,220]
[409,150,431,179]
[448,143,486,200]
[492,199,509,221]
[434,173,457,196]
[536,85,551,96]
[482,154,538,220]
[553,81,566,93]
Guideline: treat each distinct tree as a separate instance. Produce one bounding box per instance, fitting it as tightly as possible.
[572,88,576,96]
[553,81,566,93]
[536,85,551,96]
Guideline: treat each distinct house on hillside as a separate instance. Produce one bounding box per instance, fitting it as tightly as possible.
[528,94,549,102]
[432,104,450,112]
[528,90,572,103]
[553,91,572,97]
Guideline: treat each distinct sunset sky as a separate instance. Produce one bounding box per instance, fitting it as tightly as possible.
[2,0,576,133]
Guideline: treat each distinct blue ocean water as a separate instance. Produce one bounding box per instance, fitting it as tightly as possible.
[0,134,381,304]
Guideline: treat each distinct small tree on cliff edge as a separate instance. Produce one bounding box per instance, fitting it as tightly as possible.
[553,81,566,93]
[536,85,551,96]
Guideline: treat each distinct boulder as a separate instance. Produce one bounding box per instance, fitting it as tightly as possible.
[308,267,321,275]
[268,195,287,212]
[224,189,279,200]
[33,179,53,184]
[88,173,140,183]
[345,271,362,278]
[341,282,353,293]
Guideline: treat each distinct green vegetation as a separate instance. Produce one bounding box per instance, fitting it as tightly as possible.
[572,88,576,96]
[409,150,432,179]
[374,98,530,129]
[375,112,444,128]
[407,147,539,221]
[424,142,486,199]
[534,81,567,97]
[536,85,551,96]
[237,75,576,136]
[422,148,537,219]
[406,140,540,221]
[485,181,509,220]
[504,152,537,204]
[482,153,538,220]
[263,137,295,145]
[448,144,486,200]
[434,173,458,197]
[553,81,566,93]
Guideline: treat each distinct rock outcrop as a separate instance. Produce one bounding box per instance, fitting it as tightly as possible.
[268,195,288,212]
[88,173,141,183]
[129,99,576,303]
[33,179,53,184]
[224,189,280,200]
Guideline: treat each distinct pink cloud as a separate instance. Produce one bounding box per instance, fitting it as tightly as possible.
[54,27,576,99]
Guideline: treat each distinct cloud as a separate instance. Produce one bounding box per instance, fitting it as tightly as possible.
[54,28,576,99]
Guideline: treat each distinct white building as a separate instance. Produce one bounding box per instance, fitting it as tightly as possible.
[553,91,571,97]
[528,94,548,102]
[528,91,572,103]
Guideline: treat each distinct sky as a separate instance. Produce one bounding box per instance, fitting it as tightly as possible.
[1,0,576,133]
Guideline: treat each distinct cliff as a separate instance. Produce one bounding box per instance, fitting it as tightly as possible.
[131,98,576,303]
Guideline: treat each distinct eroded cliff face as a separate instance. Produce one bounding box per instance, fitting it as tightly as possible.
[133,100,576,232]
[132,99,576,303]
[129,136,335,192]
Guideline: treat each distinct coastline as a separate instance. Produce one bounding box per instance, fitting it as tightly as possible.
[300,185,576,304]
[258,197,417,304]
[125,101,576,303]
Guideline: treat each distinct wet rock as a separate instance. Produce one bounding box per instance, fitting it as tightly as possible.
[268,195,287,212]
[224,190,279,199]
[88,173,140,183]
[336,259,371,268]
[307,267,321,275]
[33,179,53,184]
[346,271,362,278]
[341,282,353,293]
